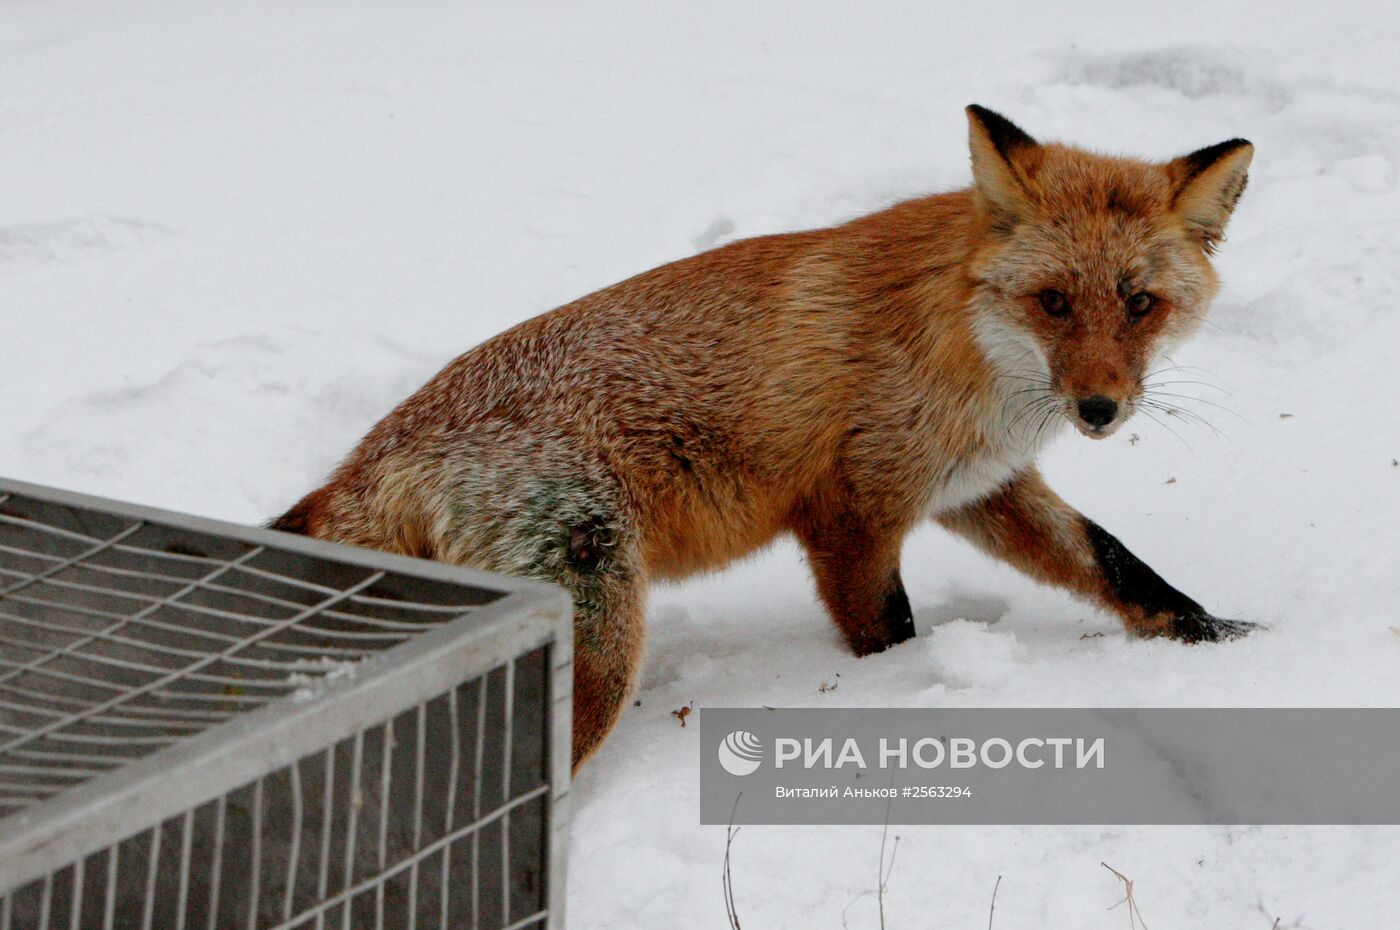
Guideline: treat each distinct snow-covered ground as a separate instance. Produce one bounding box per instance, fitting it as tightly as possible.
[4,1,1399,925]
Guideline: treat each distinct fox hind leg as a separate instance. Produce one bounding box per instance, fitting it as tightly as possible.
[404,468,648,771]
[541,512,645,771]
[479,486,646,771]
[569,565,645,770]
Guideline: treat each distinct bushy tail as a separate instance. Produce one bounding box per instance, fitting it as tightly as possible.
[267,490,327,536]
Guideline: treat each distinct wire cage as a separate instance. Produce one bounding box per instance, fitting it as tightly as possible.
[0,477,572,930]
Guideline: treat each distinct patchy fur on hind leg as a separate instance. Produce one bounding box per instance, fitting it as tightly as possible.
[445,474,632,612]
[396,462,646,767]
[483,479,641,768]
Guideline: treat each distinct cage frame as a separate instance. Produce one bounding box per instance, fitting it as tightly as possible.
[0,475,573,929]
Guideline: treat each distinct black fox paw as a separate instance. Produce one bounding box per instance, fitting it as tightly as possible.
[1168,613,1263,644]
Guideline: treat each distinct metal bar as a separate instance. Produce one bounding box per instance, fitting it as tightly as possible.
[247,777,264,930]
[0,568,382,758]
[4,575,453,634]
[0,659,143,697]
[339,732,364,930]
[140,821,162,930]
[0,758,107,775]
[3,552,462,622]
[0,547,269,754]
[36,872,51,929]
[343,594,482,614]
[101,844,116,930]
[407,702,425,930]
[500,911,550,930]
[0,695,204,734]
[0,476,546,600]
[546,645,573,930]
[0,672,233,713]
[0,541,63,564]
[0,513,131,550]
[263,783,550,930]
[175,809,193,930]
[67,853,83,930]
[502,658,516,929]
[471,677,486,929]
[283,760,304,923]
[375,716,393,930]
[205,796,227,930]
[440,687,461,930]
[0,600,371,673]
[314,747,334,930]
[0,521,144,601]
[7,748,165,769]
[3,594,370,659]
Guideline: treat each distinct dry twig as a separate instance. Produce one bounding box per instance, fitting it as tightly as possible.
[722,794,743,930]
[875,798,901,930]
[1101,862,1149,929]
[840,789,901,929]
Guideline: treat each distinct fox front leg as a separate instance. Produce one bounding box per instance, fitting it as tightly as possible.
[795,500,917,656]
[1079,519,1257,641]
[938,468,1259,642]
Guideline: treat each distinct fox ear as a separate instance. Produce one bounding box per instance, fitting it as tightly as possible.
[966,104,1039,234]
[1169,139,1253,253]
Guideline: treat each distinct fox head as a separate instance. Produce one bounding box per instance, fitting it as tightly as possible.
[964,104,1253,439]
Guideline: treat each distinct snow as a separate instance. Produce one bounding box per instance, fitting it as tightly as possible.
[3,0,1399,925]
[282,655,360,702]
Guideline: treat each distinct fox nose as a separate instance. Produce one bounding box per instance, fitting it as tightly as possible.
[1076,395,1119,429]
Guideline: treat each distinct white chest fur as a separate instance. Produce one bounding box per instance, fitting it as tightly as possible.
[923,413,1059,516]
[923,312,1066,516]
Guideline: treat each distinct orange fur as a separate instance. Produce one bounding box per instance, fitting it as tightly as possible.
[273,106,1256,768]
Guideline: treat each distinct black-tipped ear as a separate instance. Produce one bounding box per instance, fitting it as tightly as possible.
[967,104,1037,159]
[1177,138,1251,184]
[1169,138,1254,253]
[966,105,1040,234]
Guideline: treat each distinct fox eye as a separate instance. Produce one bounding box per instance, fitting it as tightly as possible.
[1038,289,1069,317]
[1126,292,1155,319]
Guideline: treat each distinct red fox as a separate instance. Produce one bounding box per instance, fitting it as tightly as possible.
[273,106,1257,769]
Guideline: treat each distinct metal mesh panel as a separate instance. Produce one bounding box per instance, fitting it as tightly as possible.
[0,479,571,930]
